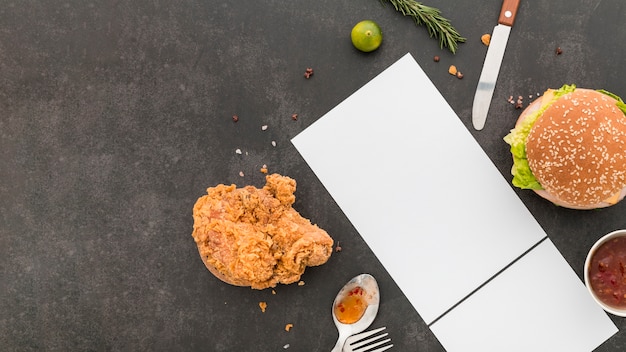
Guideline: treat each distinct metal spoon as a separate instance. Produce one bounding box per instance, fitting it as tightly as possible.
[330,274,380,352]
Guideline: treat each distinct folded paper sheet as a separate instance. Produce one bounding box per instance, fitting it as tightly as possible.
[291,53,617,351]
[430,238,617,351]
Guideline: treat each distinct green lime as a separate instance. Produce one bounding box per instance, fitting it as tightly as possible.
[351,20,383,52]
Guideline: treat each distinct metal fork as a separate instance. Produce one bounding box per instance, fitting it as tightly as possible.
[343,326,393,352]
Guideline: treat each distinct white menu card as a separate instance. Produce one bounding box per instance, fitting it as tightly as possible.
[430,238,617,351]
[291,53,617,351]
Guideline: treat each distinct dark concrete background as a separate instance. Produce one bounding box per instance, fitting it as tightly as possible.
[2,0,625,351]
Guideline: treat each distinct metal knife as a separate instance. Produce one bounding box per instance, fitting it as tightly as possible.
[472,0,521,130]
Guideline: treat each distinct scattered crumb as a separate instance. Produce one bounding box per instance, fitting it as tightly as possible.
[481,33,491,46]
[335,241,342,252]
[298,281,305,286]
[291,113,298,121]
[235,149,242,155]
[259,301,267,313]
[304,68,314,79]
[232,115,239,122]
[261,125,268,131]
[448,65,463,79]
[433,55,440,62]
[272,289,276,295]
[271,141,277,147]
[507,95,524,108]
[283,344,290,349]
[239,171,245,177]
[285,323,294,332]
[260,165,268,174]
[556,47,563,55]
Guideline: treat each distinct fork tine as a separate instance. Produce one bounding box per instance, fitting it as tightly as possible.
[349,333,388,349]
[349,326,387,341]
[351,337,391,350]
[345,327,393,352]
[364,344,393,352]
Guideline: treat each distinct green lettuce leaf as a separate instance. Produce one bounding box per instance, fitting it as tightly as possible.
[598,89,626,115]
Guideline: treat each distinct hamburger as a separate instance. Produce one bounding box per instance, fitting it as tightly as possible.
[504,84,626,209]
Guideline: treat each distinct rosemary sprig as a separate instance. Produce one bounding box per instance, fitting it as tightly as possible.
[381,0,466,54]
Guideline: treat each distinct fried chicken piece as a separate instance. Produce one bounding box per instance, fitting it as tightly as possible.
[192,174,333,289]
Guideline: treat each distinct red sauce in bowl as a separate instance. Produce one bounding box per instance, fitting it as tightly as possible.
[588,236,626,308]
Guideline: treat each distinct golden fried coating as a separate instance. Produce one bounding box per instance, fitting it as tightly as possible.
[192,174,333,289]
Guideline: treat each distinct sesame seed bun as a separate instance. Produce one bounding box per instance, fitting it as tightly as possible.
[518,88,626,209]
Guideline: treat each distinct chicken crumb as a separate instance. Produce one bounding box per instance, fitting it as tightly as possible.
[448,65,457,76]
[481,33,491,46]
[285,323,293,332]
[259,301,267,313]
[298,281,305,286]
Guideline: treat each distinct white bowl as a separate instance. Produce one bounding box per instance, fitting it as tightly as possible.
[584,229,626,316]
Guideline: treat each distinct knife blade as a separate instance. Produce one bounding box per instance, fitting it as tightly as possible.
[472,0,521,130]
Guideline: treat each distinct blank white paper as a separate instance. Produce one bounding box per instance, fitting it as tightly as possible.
[292,53,543,324]
[291,53,617,350]
[430,239,617,352]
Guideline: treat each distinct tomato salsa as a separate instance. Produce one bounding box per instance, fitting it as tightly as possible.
[588,236,626,308]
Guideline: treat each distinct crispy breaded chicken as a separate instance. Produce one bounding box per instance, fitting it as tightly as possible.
[192,174,333,289]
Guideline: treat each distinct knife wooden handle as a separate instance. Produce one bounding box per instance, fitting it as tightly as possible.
[498,0,520,26]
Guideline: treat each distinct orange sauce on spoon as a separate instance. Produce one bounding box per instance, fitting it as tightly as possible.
[334,286,368,324]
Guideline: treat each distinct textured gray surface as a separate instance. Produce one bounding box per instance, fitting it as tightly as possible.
[2,0,626,351]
